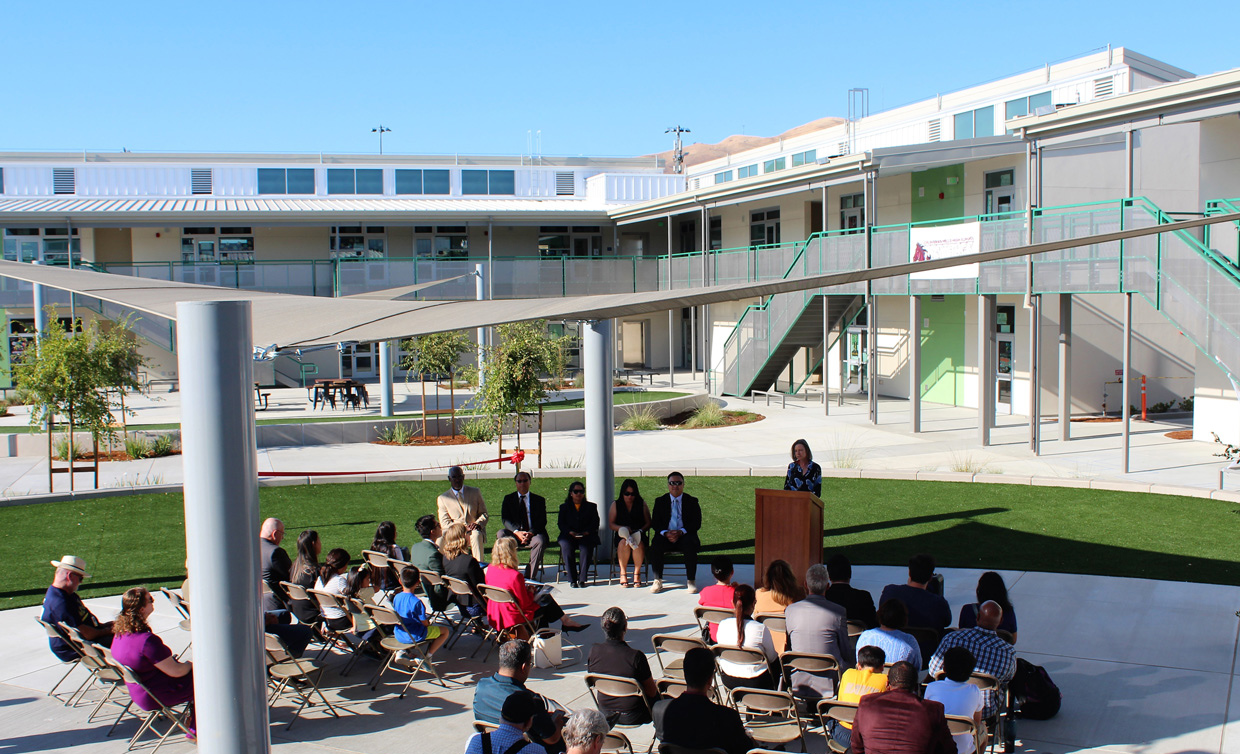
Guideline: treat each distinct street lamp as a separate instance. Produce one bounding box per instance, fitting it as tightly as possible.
[371,125,392,155]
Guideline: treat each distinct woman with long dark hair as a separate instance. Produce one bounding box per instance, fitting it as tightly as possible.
[755,558,803,652]
[713,583,777,689]
[314,548,352,631]
[783,438,823,496]
[608,478,651,588]
[111,587,195,739]
[288,529,322,624]
[958,571,1018,642]
[557,481,600,588]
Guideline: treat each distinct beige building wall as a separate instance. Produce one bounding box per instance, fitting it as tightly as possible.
[93,228,133,265]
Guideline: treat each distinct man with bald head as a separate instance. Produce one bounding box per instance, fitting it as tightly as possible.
[260,517,292,609]
[851,661,954,754]
[928,599,1016,719]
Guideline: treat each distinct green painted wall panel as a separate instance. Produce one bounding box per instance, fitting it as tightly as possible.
[919,295,966,406]
[911,164,966,224]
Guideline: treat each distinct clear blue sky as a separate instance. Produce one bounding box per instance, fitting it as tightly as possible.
[3,1,1236,158]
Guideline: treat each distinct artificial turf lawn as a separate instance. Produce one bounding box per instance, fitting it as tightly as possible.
[3,475,1237,609]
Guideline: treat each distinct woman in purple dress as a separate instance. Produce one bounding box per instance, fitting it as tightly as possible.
[110,587,195,738]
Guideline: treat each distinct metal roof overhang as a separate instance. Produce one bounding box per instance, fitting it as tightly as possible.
[872,135,1028,176]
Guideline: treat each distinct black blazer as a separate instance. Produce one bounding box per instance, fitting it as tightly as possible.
[557,501,601,546]
[501,491,548,535]
[651,493,701,535]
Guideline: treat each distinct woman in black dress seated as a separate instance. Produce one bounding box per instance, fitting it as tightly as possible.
[441,522,486,618]
[608,478,651,588]
[557,481,600,588]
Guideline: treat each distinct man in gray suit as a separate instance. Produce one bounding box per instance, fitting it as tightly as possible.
[784,563,854,698]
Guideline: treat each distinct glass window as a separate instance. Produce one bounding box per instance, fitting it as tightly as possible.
[1028,91,1052,113]
[423,170,450,194]
[974,106,995,138]
[257,168,285,194]
[791,149,816,167]
[1005,97,1029,121]
[415,238,433,256]
[539,234,570,257]
[286,169,315,194]
[488,170,515,195]
[436,226,467,233]
[985,170,1014,189]
[5,228,39,236]
[327,169,355,195]
[737,165,757,179]
[540,226,569,233]
[763,157,786,173]
[220,226,252,235]
[219,237,254,253]
[356,169,383,194]
[953,111,974,140]
[715,170,733,183]
[0,167,4,194]
[183,227,216,235]
[462,170,488,195]
[395,169,423,194]
[414,225,433,233]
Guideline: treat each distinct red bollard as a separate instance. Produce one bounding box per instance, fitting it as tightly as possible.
[1141,375,1147,421]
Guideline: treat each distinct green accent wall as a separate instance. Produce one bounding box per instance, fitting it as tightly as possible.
[911,164,965,224]
[919,296,966,406]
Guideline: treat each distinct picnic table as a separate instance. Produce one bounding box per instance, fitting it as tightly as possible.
[311,379,369,410]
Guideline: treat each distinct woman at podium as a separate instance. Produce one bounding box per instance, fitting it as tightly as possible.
[783,439,822,496]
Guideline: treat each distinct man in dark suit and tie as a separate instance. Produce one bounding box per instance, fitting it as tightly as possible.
[498,470,550,580]
[649,471,702,594]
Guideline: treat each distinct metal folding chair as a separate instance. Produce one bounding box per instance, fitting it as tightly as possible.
[779,650,840,712]
[60,626,140,735]
[263,632,340,729]
[362,603,447,698]
[420,569,458,631]
[442,575,500,659]
[34,618,86,705]
[816,698,860,754]
[651,633,707,682]
[693,606,733,643]
[477,583,540,640]
[584,672,654,737]
[729,686,807,752]
[601,729,636,754]
[104,653,194,754]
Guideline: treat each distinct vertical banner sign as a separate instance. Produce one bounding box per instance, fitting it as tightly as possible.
[910,222,982,280]
[0,309,10,390]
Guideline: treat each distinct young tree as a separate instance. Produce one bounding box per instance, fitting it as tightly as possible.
[401,330,473,437]
[472,320,572,452]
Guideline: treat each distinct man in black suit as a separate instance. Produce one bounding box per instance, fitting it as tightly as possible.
[648,471,702,594]
[824,553,878,628]
[497,470,549,580]
[653,647,755,754]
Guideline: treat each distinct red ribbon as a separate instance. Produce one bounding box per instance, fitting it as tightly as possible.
[259,452,525,477]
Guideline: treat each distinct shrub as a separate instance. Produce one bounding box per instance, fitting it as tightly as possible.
[1179,396,1194,412]
[376,423,417,445]
[53,435,84,461]
[151,433,178,457]
[619,405,661,431]
[462,417,497,443]
[684,401,726,428]
[572,372,586,389]
[125,435,153,459]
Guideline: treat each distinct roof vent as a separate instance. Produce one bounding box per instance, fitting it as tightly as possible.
[1093,76,1114,99]
[928,119,941,142]
[52,168,75,195]
[555,172,575,196]
[191,168,212,195]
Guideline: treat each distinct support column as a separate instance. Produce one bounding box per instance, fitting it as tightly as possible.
[910,296,921,432]
[1028,296,1040,453]
[32,260,46,343]
[823,289,830,417]
[668,310,675,387]
[584,319,615,556]
[867,295,878,424]
[1122,292,1132,473]
[1058,294,1072,441]
[176,301,268,754]
[475,263,486,388]
[690,307,696,381]
[978,294,996,446]
[379,341,393,417]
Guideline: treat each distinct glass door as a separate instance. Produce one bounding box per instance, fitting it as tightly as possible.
[3,238,40,262]
[341,343,377,379]
[995,305,1015,415]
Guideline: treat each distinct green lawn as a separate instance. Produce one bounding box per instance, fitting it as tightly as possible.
[4,476,1237,610]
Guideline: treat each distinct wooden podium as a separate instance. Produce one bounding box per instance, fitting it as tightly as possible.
[754,489,824,589]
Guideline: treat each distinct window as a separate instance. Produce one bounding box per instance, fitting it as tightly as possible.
[750,209,780,247]
[182,227,254,262]
[331,225,386,259]
[1,167,5,194]
[327,169,382,195]
[417,226,467,258]
[840,193,865,233]
[715,170,733,184]
[257,168,315,195]
[737,165,758,179]
[462,169,516,195]
[191,168,212,195]
[763,157,786,174]
[984,169,1016,218]
[52,168,75,195]
[537,226,597,257]
[953,106,995,140]
[791,150,816,167]
[709,216,722,250]
[393,169,450,195]
[1005,91,1052,121]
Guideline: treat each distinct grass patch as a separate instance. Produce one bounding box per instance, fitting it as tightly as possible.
[684,401,726,428]
[3,476,1238,610]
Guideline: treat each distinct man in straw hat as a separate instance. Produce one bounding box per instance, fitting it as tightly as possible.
[42,555,113,660]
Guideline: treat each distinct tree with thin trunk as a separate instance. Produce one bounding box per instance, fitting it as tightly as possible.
[401,330,473,437]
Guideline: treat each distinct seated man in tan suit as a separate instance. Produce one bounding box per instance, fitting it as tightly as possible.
[438,466,489,561]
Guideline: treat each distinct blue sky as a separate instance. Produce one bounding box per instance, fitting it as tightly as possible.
[2,1,1236,157]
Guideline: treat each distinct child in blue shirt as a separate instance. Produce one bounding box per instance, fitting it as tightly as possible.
[392,565,448,657]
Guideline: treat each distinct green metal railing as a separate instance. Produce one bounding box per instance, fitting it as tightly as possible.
[1204,198,1240,269]
[790,301,866,396]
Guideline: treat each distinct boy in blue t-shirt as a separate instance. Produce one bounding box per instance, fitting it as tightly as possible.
[392,565,448,657]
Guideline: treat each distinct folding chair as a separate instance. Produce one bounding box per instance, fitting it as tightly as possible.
[442,575,500,659]
[651,633,707,682]
[158,588,193,659]
[656,677,723,705]
[280,581,321,625]
[34,618,85,705]
[420,570,458,631]
[601,730,635,754]
[306,587,359,656]
[905,626,941,668]
[362,603,447,698]
[105,655,194,754]
[692,606,733,643]
[755,612,787,636]
[555,546,598,586]
[779,650,840,712]
[60,626,140,734]
[608,538,650,586]
[473,720,502,734]
[729,686,806,752]
[477,583,540,641]
[584,673,654,739]
[846,620,866,638]
[264,632,340,729]
[946,714,985,754]
[816,698,859,754]
[710,644,777,694]
[361,549,399,597]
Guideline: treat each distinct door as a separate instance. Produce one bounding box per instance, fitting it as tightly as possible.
[341,342,377,379]
[2,238,39,262]
[845,326,867,392]
[621,321,646,368]
[995,305,1015,415]
[984,169,1016,219]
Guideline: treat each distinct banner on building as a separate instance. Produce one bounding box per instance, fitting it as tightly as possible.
[909,222,981,280]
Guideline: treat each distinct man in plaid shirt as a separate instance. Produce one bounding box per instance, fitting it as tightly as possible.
[927,601,1015,718]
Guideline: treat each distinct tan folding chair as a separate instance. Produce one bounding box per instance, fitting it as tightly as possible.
[104,651,194,754]
[658,745,727,754]
[306,587,359,654]
[419,569,457,630]
[362,603,447,698]
[755,612,787,635]
[34,618,86,705]
[477,583,540,641]
[693,606,733,642]
[816,698,860,754]
[779,650,840,710]
[584,672,653,733]
[442,575,500,659]
[473,719,502,734]
[264,632,340,729]
[946,714,985,754]
[601,729,635,754]
[60,626,141,735]
[651,633,707,682]
[729,686,806,752]
[846,620,866,638]
[710,644,777,695]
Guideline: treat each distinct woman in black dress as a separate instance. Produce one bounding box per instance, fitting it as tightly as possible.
[608,478,651,588]
[440,523,486,618]
[557,481,600,588]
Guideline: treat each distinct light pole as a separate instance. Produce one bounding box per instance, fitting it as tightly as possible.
[371,125,391,155]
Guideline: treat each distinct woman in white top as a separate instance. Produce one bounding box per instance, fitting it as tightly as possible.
[313,548,351,631]
[713,583,777,689]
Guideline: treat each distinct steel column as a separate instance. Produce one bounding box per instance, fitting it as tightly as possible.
[978,294,996,446]
[584,320,615,555]
[1122,292,1132,473]
[379,341,393,417]
[1058,294,1072,441]
[910,296,921,432]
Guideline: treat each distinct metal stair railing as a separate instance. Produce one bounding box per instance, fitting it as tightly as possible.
[790,300,866,396]
[1204,198,1240,269]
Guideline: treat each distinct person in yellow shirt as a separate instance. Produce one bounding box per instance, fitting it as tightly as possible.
[833,644,889,747]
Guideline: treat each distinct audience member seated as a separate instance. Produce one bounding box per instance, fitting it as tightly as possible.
[288,529,322,625]
[393,566,449,659]
[755,558,804,652]
[649,471,701,595]
[856,599,922,670]
[474,639,567,753]
[879,553,951,659]
[314,548,353,633]
[562,708,610,754]
[587,607,658,726]
[463,690,546,754]
[111,587,195,741]
[784,563,854,697]
[441,523,487,619]
[369,520,410,593]
[925,646,985,754]
[498,470,551,580]
[557,481,600,588]
[851,661,954,754]
[959,571,1018,642]
[697,555,738,642]
[714,583,777,689]
[340,566,382,650]
[609,478,651,588]
[42,555,112,660]
[829,645,888,748]
[263,586,315,658]
[653,647,756,754]
[410,515,450,613]
[486,537,588,637]
[783,438,823,496]
[929,600,1016,719]
[260,518,292,609]
[439,466,490,563]
[824,553,878,628]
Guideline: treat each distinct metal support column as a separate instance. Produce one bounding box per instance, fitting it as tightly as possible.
[379,341,393,417]
[668,310,675,387]
[910,296,921,432]
[865,172,877,425]
[1058,294,1072,441]
[32,260,46,343]
[823,289,830,417]
[475,263,486,388]
[1122,292,1132,473]
[1028,296,1040,453]
[978,294,996,446]
[584,319,615,556]
[177,301,269,754]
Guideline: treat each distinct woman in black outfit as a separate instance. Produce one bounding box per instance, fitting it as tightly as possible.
[440,522,486,618]
[608,478,651,588]
[557,481,600,588]
[288,530,323,625]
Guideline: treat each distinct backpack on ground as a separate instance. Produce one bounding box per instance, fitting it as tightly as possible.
[1009,657,1061,720]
